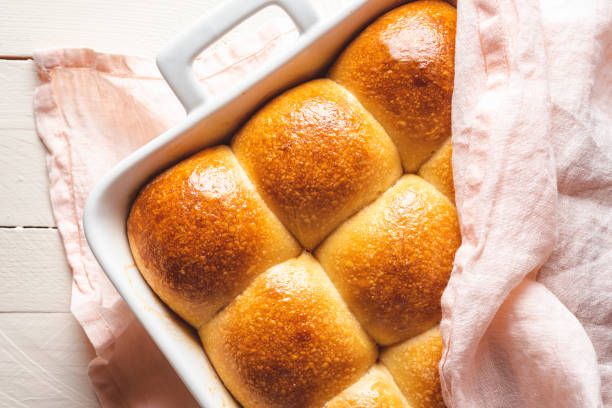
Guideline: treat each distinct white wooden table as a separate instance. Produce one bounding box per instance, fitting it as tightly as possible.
[0,1,222,405]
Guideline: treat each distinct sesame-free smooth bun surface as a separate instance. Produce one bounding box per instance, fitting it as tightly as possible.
[201,253,377,408]
[128,1,459,407]
[419,138,455,204]
[381,326,446,408]
[329,1,456,172]
[324,365,410,408]
[127,146,300,328]
[232,79,402,249]
[316,175,460,346]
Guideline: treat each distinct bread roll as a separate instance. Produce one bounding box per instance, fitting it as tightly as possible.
[324,365,410,408]
[329,1,456,172]
[128,2,461,407]
[316,175,460,345]
[418,138,455,204]
[381,326,446,408]
[127,146,300,328]
[201,253,377,408]
[232,79,402,249]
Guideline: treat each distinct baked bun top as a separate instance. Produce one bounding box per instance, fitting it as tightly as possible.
[201,253,377,408]
[127,146,300,328]
[324,365,410,408]
[128,2,460,407]
[418,138,454,204]
[329,1,456,172]
[381,326,445,408]
[317,175,460,345]
[232,79,401,249]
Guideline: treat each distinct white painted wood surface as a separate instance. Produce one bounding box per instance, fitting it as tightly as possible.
[0,61,55,227]
[0,314,99,407]
[0,0,232,406]
[0,58,100,405]
[0,0,220,59]
[0,228,72,313]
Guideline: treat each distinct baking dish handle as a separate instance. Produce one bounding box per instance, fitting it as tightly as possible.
[157,0,319,114]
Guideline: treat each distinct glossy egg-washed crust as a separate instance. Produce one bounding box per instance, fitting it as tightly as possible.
[418,138,455,204]
[232,79,402,250]
[128,1,459,407]
[329,1,456,172]
[381,326,446,408]
[316,175,460,346]
[201,254,377,408]
[324,365,410,408]
[127,146,300,328]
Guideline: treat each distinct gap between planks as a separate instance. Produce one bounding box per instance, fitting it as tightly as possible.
[0,311,68,314]
[0,59,55,227]
[0,56,32,60]
[0,226,57,229]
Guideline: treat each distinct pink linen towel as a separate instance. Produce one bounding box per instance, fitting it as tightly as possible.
[33,0,611,407]
[441,0,611,407]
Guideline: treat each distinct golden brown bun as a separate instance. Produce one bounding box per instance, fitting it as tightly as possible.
[381,326,446,408]
[129,3,460,407]
[201,253,377,408]
[232,79,402,249]
[316,175,460,345]
[127,146,300,328]
[324,365,410,408]
[418,138,455,204]
[329,1,457,172]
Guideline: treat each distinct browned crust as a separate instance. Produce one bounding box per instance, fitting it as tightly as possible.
[201,254,377,408]
[329,1,457,172]
[316,175,460,345]
[232,78,401,249]
[381,326,446,408]
[127,146,300,328]
[418,138,455,204]
[127,3,462,407]
[324,365,410,408]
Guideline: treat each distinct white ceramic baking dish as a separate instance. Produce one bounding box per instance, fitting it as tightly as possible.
[83,0,408,405]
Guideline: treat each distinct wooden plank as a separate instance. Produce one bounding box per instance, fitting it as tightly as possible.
[0,60,55,227]
[0,228,72,313]
[0,0,220,58]
[0,313,99,407]
[0,0,355,58]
